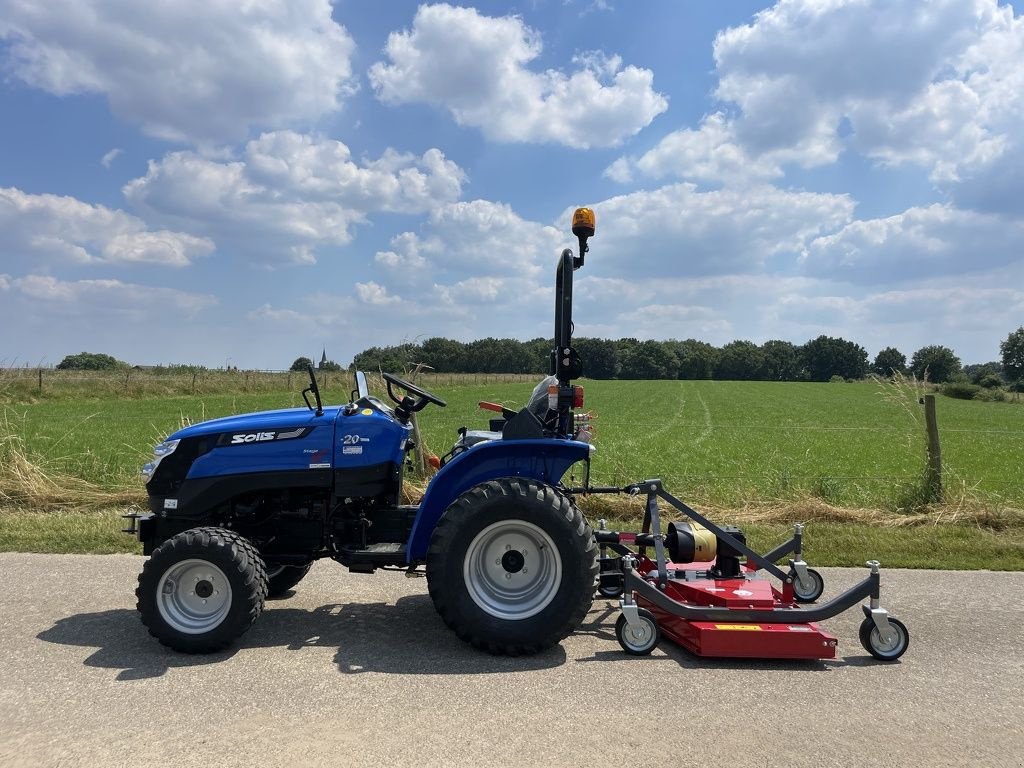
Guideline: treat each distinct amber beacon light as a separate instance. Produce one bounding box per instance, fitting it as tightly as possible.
[571,207,595,268]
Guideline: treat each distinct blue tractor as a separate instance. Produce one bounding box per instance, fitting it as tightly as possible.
[129,209,601,655]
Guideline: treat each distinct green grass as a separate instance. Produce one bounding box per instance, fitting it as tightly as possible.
[4,377,1023,507]
[418,378,1024,509]
[2,376,1023,565]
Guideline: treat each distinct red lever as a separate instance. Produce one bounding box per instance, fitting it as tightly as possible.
[479,401,504,413]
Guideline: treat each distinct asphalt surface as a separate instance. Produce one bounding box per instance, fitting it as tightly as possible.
[1,553,1022,768]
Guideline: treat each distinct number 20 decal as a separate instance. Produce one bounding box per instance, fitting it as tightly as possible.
[342,434,361,445]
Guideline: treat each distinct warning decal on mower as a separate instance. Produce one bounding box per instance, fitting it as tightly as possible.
[713,624,762,631]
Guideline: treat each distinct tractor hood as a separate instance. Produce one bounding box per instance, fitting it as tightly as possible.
[168,406,341,441]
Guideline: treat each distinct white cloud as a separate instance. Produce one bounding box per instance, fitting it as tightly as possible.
[617,0,1024,205]
[355,282,401,305]
[8,274,216,316]
[570,184,854,277]
[610,112,784,185]
[100,148,122,168]
[773,284,1024,358]
[0,0,356,144]
[802,204,1024,283]
[381,200,568,280]
[369,3,667,148]
[0,186,214,267]
[123,132,466,266]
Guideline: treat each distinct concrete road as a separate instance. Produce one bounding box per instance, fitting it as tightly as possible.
[1,553,1022,768]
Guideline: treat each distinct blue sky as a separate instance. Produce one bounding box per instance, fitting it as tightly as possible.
[1,0,1022,369]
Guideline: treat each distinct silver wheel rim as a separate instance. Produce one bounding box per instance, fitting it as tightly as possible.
[796,572,820,599]
[156,558,233,634]
[871,625,905,656]
[463,520,562,620]
[623,619,655,651]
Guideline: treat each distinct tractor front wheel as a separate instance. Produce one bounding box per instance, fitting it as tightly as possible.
[427,479,597,655]
[136,527,268,653]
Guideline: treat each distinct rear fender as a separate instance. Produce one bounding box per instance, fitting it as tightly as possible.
[405,439,590,561]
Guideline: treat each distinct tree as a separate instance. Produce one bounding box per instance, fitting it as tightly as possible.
[619,340,677,379]
[761,340,802,381]
[801,336,868,382]
[715,340,767,381]
[573,337,619,379]
[667,339,718,380]
[289,356,314,372]
[1001,326,1024,381]
[872,347,907,377]
[319,360,343,372]
[56,352,128,370]
[421,337,467,373]
[910,345,962,383]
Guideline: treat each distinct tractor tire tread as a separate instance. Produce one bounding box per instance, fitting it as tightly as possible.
[426,478,597,656]
[136,526,268,653]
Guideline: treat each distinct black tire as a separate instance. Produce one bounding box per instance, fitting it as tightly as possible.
[266,562,313,598]
[426,478,598,655]
[597,582,624,599]
[859,616,909,661]
[792,567,825,603]
[136,526,268,653]
[615,608,660,656]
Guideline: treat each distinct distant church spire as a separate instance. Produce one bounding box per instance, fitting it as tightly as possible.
[320,348,327,366]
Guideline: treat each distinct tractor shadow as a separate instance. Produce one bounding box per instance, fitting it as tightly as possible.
[36,594,566,681]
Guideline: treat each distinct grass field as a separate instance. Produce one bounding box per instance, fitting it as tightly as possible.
[2,375,1023,567]
[4,376,1023,507]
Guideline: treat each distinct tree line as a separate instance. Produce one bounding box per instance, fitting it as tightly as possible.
[352,329,1024,385]
[49,326,1024,385]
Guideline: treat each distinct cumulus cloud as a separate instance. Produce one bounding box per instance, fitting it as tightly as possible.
[615,0,1024,206]
[0,186,214,267]
[607,112,784,185]
[355,282,402,305]
[802,204,1024,283]
[0,0,356,144]
[569,184,854,277]
[377,200,567,280]
[123,132,466,265]
[369,4,667,148]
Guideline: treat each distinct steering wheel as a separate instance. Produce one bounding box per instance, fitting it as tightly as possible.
[381,372,447,412]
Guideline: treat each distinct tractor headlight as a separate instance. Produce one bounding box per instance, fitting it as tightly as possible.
[141,439,179,484]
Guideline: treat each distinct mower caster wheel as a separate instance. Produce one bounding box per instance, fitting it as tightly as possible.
[859,616,909,661]
[792,567,824,603]
[616,608,660,656]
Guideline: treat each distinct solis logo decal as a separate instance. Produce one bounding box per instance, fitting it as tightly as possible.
[218,427,310,446]
[231,432,277,444]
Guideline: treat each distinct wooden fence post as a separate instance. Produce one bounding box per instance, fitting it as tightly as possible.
[38,368,43,392]
[923,394,942,502]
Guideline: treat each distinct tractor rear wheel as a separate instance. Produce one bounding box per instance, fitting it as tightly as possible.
[426,478,597,655]
[136,526,268,653]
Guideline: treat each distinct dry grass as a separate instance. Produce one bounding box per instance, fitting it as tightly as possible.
[0,414,144,511]
[401,470,1024,531]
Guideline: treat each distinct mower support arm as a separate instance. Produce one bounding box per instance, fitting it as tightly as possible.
[623,565,880,625]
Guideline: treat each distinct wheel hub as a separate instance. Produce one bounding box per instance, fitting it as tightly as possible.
[463,520,562,621]
[501,550,525,574]
[156,559,233,635]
